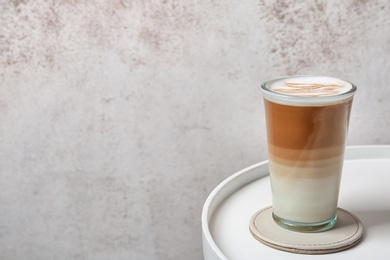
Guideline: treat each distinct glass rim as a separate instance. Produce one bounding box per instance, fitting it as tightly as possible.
[261,75,357,106]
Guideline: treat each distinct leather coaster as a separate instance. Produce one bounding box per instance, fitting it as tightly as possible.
[249,206,364,254]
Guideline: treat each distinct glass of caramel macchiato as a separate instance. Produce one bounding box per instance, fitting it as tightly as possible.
[261,75,357,232]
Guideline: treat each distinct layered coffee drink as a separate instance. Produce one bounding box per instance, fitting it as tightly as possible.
[261,76,356,232]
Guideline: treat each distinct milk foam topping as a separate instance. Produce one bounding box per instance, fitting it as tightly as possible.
[261,76,356,106]
[268,76,353,96]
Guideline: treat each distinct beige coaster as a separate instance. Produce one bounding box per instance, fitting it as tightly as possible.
[249,206,364,254]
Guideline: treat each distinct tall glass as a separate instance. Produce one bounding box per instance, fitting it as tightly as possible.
[261,75,356,232]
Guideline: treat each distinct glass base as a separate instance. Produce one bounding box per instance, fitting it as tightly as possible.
[272,213,338,233]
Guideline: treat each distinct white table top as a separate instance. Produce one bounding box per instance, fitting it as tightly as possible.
[202,146,390,259]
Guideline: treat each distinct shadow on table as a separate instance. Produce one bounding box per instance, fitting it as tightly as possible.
[351,210,390,229]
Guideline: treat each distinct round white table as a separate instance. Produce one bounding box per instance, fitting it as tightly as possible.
[202,145,390,259]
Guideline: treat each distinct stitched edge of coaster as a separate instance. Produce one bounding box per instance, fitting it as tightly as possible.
[249,207,364,254]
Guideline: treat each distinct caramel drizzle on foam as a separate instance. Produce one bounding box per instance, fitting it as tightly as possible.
[273,82,345,97]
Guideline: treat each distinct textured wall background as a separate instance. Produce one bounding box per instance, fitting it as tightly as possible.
[1,0,389,259]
